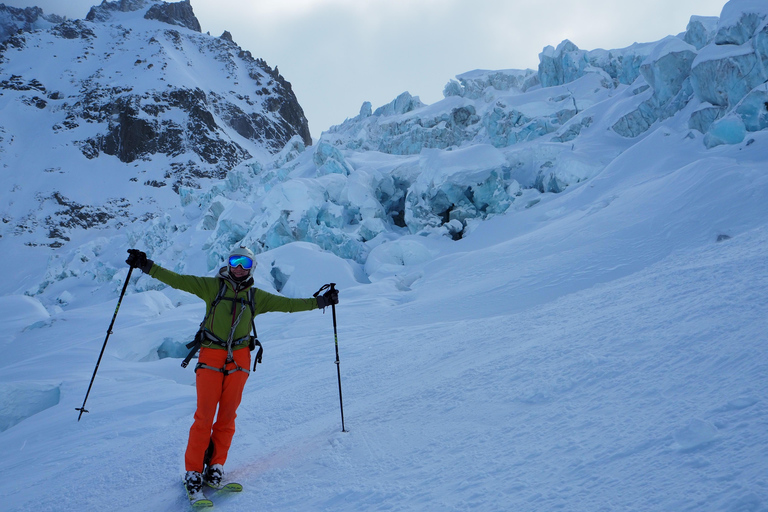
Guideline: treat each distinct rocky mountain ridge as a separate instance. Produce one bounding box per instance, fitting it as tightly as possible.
[0,0,311,248]
[0,3,63,42]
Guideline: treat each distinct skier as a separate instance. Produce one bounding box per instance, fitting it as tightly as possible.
[125,247,339,505]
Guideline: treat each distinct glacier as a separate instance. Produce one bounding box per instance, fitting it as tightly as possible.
[0,0,765,305]
[4,0,766,299]
[167,0,767,273]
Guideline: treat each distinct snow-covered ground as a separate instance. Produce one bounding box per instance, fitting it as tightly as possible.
[1,0,768,510]
[2,125,767,510]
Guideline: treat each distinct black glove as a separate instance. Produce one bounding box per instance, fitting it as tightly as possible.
[316,288,339,309]
[126,249,154,273]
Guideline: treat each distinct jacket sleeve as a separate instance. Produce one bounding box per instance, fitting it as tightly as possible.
[253,287,319,314]
[147,264,217,300]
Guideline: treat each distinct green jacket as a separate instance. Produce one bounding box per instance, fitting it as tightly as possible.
[148,264,319,351]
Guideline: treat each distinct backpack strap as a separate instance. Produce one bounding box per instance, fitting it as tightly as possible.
[181,279,264,375]
[194,361,250,376]
[182,281,265,373]
[181,280,228,368]
[248,287,256,316]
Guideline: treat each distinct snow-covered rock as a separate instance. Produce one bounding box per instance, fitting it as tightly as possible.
[0,4,62,43]
[0,0,310,248]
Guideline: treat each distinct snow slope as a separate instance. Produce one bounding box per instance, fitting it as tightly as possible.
[1,0,767,511]
[2,129,767,511]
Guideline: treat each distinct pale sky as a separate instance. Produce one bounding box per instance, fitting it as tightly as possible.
[4,0,728,139]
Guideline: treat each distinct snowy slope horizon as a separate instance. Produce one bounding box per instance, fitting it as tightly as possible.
[1,0,767,510]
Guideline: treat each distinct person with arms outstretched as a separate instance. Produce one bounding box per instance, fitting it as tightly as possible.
[125,246,339,506]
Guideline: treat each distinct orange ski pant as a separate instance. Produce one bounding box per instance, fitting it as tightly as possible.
[185,347,250,473]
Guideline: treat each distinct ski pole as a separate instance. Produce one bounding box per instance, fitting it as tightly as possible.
[76,266,134,421]
[330,284,347,433]
[315,283,347,432]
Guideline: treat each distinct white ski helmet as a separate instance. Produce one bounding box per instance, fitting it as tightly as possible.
[227,246,256,277]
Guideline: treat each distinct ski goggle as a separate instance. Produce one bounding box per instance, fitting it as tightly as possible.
[228,255,253,269]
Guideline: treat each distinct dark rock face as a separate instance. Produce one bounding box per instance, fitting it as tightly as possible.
[243,55,313,147]
[0,4,44,41]
[274,89,313,147]
[0,75,46,92]
[72,87,251,181]
[144,0,201,32]
[16,193,132,248]
[86,0,150,22]
[50,20,96,40]
[87,0,201,32]
[0,4,44,24]
[55,66,309,177]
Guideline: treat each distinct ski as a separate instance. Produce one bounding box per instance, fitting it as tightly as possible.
[186,492,214,509]
[184,475,214,509]
[207,481,243,500]
[208,481,243,493]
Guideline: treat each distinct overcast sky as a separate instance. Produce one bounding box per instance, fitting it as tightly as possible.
[5,0,728,139]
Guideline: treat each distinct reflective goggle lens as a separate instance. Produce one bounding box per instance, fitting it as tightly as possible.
[228,255,253,269]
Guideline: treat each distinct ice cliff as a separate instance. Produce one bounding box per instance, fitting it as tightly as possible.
[183,0,766,272]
